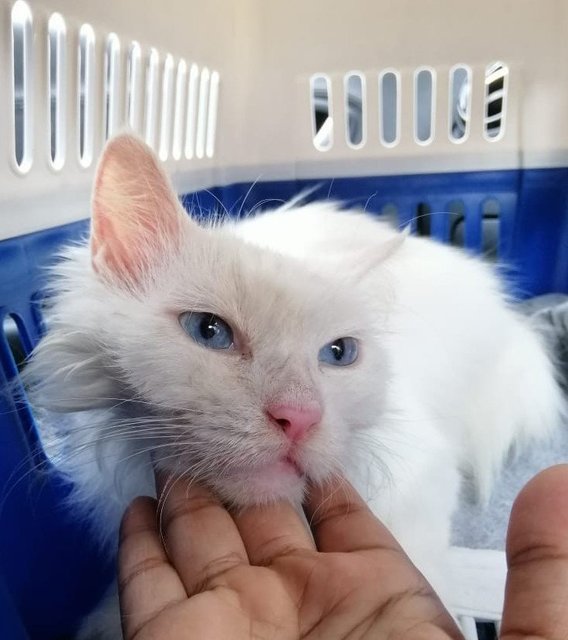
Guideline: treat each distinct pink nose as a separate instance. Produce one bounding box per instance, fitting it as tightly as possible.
[266,403,322,442]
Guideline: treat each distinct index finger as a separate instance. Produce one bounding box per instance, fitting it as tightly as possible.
[501,464,568,640]
[233,500,316,566]
[118,496,187,639]
[155,472,249,594]
[305,475,402,553]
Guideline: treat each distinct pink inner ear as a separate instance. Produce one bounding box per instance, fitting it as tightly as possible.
[91,135,184,286]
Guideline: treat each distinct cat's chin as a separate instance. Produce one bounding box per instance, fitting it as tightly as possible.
[214,458,308,507]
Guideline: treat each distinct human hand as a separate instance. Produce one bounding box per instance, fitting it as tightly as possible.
[118,472,460,639]
[500,464,568,639]
[118,465,568,639]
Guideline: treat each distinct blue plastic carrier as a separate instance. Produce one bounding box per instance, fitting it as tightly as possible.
[1,0,568,637]
[2,171,568,638]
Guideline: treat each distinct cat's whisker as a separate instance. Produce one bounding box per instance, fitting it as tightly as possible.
[24,392,194,414]
[201,189,230,221]
[156,466,197,555]
[246,198,287,218]
[363,191,378,215]
[307,474,345,529]
[0,448,56,515]
[236,176,262,220]
[39,425,187,446]
[45,433,187,464]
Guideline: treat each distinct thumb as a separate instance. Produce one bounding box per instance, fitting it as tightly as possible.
[501,464,568,640]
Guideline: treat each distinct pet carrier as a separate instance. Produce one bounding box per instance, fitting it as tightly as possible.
[1,0,567,638]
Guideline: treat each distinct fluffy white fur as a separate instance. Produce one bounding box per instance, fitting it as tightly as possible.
[24,136,564,638]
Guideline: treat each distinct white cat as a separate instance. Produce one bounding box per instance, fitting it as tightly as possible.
[25,135,564,638]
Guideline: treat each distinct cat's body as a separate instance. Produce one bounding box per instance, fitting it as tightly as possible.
[25,136,563,638]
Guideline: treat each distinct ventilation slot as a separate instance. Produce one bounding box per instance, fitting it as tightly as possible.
[415,68,435,144]
[2,315,29,374]
[449,65,471,142]
[379,70,400,146]
[206,71,219,158]
[48,13,66,170]
[11,1,33,173]
[144,48,160,149]
[310,74,333,151]
[126,41,142,132]
[415,202,432,236]
[459,617,499,640]
[195,67,210,159]
[104,34,120,140]
[184,63,199,159]
[158,54,174,161]
[449,200,466,247]
[345,72,365,148]
[484,62,508,140]
[171,60,187,160]
[78,23,95,167]
[1,314,43,462]
[476,620,499,640]
[481,198,500,260]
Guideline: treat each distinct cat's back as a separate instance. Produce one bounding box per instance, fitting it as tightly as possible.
[232,202,401,262]
[232,202,501,304]
[232,204,561,465]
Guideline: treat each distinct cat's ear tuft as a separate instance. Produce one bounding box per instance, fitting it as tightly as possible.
[91,134,186,288]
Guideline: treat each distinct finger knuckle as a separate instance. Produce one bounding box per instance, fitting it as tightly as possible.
[120,497,157,542]
[311,500,367,529]
[191,551,244,592]
[253,535,307,567]
[161,494,218,533]
[119,555,167,593]
[509,540,568,567]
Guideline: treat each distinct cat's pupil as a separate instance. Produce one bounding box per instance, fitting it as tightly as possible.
[331,339,344,360]
[199,316,219,340]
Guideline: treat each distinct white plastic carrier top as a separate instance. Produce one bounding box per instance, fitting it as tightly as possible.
[1,0,568,242]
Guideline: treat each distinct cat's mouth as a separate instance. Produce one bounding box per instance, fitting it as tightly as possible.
[222,451,306,493]
[248,454,305,480]
[241,454,307,498]
[202,448,310,504]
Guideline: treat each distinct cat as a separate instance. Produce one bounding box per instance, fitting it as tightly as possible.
[24,134,564,638]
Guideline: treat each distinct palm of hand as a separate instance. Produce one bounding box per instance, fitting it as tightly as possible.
[119,479,458,640]
[119,467,568,640]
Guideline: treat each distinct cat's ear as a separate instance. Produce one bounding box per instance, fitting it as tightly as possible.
[91,134,186,288]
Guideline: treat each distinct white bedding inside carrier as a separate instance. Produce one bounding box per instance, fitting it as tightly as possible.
[4,0,568,635]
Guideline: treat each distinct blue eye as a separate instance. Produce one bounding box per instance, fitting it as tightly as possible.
[179,312,234,350]
[318,337,358,366]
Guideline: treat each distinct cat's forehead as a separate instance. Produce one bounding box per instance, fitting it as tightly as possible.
[169,228,369,341]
